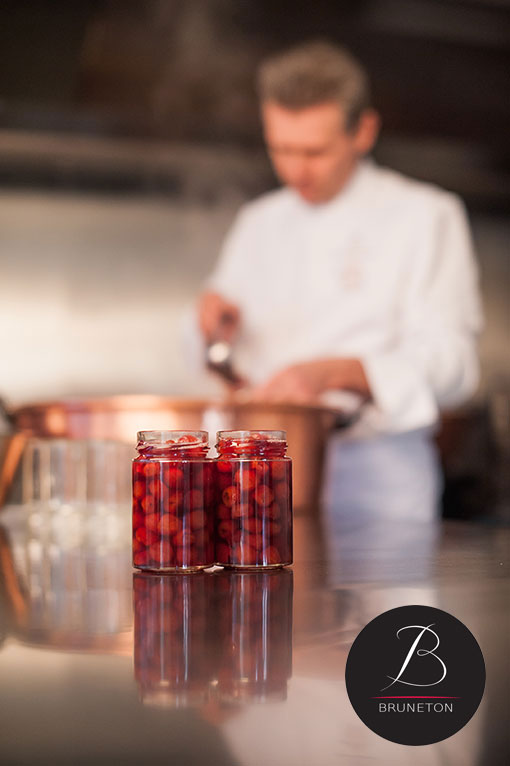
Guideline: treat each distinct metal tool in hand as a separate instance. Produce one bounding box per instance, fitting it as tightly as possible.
[205,313,245,387]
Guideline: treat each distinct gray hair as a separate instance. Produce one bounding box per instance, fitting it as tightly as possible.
[257,41,371,131]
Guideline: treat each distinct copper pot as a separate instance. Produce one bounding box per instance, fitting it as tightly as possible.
[0,396,346,510]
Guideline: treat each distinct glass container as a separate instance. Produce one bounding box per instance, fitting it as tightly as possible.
[132,430,214,572]
[214,430,292,569]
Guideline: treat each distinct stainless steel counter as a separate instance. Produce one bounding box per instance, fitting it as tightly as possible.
[0,502,508,766]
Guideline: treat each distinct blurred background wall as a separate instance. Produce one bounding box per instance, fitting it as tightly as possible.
[0,0,508,403]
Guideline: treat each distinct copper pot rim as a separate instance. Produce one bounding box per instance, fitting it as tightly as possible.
[9,394,341,419]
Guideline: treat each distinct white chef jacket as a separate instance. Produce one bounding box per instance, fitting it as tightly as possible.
[203,159,483,437]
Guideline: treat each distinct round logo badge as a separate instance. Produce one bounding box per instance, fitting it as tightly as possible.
[345,605,485,746]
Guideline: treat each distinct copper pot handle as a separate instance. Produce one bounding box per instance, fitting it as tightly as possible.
[0,399,23,509]
[0,398,16,430]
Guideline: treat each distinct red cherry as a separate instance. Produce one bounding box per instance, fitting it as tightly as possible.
[164,489,183,513]
[246,532,263,550]
[143,462,160,478]
[132,467,146,487]
[255,485,274,507]
[267,502,281,520]
[218,471,233,490]
[135,527,157,546]
[234,467,257,491]
[147,541,161,563]
[232,542,257,566]
[133,510,144,529]
[132,537,145,554]
[231,501,251,519]
[265,546,281,565]
[222,486,239,507]
[216,504,231,520]
[173,547,185,567]
[149,540,174,566]
[217,461,232,473]
[164,465,185,487]
[187,445,206,457]
[191,528,207,549]
[159,514,179,536]
[177,434,198,444]
[186,489,203,510]
[146,478,161,497]
[242,517,259,533]
[144,513,160,532]
[141,495,156,514]
[253,461,270,480]
[273,482,289,502]
[189,510,205,530]
[173,530,195,547]
[203,478,215,506]
[271,461,287,480]
[160,541,176,566]
[216,543,230,563]
[217,520,233,540]
[133,551,149,567]
[192,472,205,491]
[133,481,145,499]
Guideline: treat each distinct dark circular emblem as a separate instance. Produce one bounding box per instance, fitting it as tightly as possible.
[345,605,485,746]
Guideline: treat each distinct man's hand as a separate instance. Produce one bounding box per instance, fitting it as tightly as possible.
[249,358,371,405]
[198,291,241,343]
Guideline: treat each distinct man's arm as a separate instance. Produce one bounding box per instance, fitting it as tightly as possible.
[361,195,482,432]
[250,358,371,404]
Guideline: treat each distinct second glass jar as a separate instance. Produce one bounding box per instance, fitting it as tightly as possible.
[214,430,293,569]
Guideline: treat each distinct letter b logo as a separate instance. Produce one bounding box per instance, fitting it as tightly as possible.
[345,605,485,745]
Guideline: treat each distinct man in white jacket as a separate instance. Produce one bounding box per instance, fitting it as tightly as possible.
[193,41,483,521]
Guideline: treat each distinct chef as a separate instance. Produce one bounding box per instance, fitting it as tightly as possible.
[189,41,483,521]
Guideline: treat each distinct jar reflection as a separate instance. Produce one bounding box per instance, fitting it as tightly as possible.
[133,569,293,706]
[133,573,213,706]
[215,569,293,703]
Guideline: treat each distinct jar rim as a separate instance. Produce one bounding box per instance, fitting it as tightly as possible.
[216,430,286,442]
[137,430,208,444]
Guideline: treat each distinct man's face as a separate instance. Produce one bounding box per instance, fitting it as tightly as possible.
[262,100,377,204]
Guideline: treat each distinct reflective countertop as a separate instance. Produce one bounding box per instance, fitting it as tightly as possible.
[0,501,508,766]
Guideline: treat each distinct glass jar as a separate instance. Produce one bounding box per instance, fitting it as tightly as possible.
[214,430,293,569]
[132,430,214,572]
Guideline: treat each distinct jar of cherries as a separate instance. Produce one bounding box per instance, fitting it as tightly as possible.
[132,431,214,572]
[214,430,293,569]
